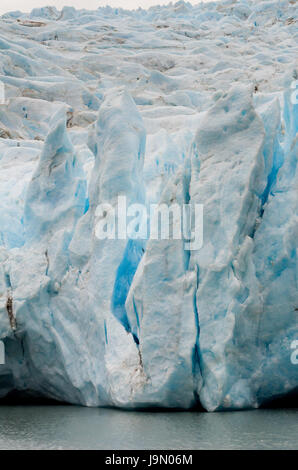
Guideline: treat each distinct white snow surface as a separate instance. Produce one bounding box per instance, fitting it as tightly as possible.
[0,0,297,410]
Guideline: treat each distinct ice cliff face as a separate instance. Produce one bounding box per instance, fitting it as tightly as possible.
[0,1,297,410]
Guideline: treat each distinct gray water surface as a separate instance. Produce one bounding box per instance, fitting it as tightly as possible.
[0,406,297,450]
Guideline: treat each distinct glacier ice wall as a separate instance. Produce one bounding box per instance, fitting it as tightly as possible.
[0,0,297,410]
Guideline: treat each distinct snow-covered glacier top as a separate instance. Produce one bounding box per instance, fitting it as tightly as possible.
[0,0,297,410]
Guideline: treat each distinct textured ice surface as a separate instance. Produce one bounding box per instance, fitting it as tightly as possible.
[0,1,297,410]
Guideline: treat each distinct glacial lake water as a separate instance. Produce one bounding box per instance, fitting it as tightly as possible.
[0,406,297,450]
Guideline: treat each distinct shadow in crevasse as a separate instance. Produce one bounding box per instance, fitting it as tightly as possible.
[260,388,298,409]
[0,390,70,406]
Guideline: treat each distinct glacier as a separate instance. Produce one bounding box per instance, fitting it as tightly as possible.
[0,0,297,410]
